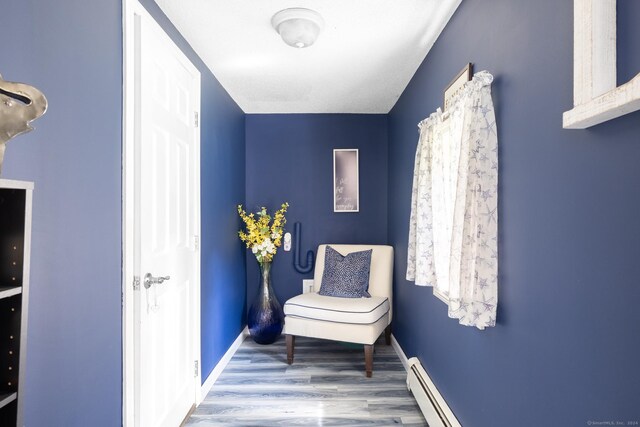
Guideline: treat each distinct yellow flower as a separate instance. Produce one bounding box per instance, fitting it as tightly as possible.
[237,203,289,263]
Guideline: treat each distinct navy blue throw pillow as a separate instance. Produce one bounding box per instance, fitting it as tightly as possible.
[319,246,372,298]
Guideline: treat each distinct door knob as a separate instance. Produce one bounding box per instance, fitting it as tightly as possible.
[144,272,171,289]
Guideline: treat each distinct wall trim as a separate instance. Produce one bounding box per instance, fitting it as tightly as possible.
[391,334,461,427]
[390,334,410,371]
[198,327,249,403]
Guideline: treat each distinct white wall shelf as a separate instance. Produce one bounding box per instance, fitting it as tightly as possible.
[563,0,640,129]
[0,287,22,301]
[0,393,17,410]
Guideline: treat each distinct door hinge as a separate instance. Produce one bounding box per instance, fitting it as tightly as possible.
[194,360,199,377]
[194,111,199,128]
[133,275,140,291]
[194,235,200,250]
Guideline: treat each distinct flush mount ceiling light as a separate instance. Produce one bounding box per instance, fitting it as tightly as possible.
[271,8,324,49]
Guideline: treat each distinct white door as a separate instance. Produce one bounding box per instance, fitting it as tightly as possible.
[134,10,201,427]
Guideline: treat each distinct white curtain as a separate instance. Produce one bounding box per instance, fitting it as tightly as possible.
[406,70,498,330]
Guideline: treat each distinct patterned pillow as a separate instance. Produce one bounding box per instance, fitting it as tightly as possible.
[319,246,372,298]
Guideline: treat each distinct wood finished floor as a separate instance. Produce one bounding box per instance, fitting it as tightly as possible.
[185,336,427,426]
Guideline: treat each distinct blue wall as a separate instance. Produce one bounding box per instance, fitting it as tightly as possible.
[2,1,122,425]
[2,0,245,425]
[388,1,640,426]
[3,0,638,424]
[245,114,388,305]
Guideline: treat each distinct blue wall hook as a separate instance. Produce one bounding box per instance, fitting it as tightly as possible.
[293,222,314,274]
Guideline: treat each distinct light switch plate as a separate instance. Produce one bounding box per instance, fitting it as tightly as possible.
[302,279,314,294]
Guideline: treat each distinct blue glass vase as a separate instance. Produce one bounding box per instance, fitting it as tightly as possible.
[248,261,284,344]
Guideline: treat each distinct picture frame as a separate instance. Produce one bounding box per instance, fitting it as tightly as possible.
[443,63,473,112]
[333,149,359,212]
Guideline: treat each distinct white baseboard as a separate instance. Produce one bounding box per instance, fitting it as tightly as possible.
[390,334,410,371]
[198,326,249,403]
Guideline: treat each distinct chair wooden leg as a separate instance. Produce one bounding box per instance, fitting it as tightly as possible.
[364,344,373,378]
[286,335,295,365]
[385,324,391,345]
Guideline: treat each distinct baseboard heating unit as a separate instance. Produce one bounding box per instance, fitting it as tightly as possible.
[407,357,462,427]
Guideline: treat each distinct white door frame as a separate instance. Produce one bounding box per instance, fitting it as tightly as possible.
[122,1,202,425]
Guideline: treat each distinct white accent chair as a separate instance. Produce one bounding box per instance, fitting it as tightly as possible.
[283,244,393,377]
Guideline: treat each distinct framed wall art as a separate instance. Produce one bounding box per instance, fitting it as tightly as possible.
[333,149,359,212]
[444,63,472,112]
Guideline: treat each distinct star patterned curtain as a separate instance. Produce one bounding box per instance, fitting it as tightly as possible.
[406,71,498,329]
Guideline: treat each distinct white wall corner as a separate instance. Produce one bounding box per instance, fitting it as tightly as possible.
[198,327,249,404]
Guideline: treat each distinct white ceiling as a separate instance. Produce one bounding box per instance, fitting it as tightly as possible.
[154,0,461,114]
